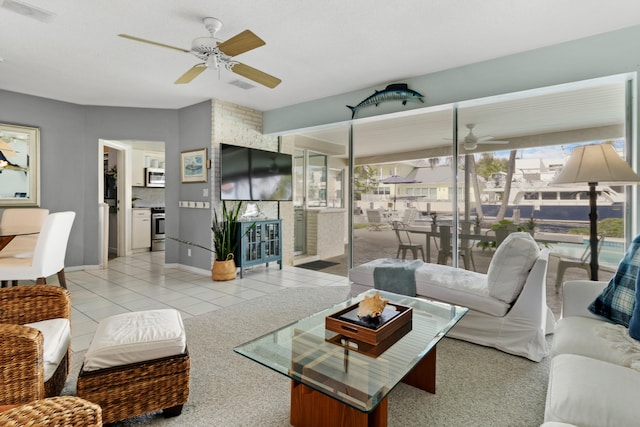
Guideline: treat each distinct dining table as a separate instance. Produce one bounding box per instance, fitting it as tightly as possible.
[407,226,584,264]
[0,225,41,252]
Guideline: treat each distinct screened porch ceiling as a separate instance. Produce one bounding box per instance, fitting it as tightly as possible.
[292,76,628,164]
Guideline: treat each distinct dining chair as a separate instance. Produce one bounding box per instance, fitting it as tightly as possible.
[0,208,49,258]
[554,233,606,293]
[392,220,425,261]
[458,221,477,271]
[0,211,75,288]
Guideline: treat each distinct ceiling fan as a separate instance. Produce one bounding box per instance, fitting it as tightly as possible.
[118,17,281,88]
[461,124,509,150]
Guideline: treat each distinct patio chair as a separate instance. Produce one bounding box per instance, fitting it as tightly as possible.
[553,233,606,293]
[436,225,453,265]
[434,224,475,269]
[366,209,386,231]
[400,207,417,225]
[459,221,476,271]
[392,221,425,261]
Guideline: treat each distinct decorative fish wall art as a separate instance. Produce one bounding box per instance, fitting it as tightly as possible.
[347,83,424,118]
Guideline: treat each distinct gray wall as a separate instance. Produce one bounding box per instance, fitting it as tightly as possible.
[264,24,640,134]
[177,101,213,270]
[0,90,210,268]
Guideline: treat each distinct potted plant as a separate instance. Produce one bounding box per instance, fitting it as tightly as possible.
[474,214,482,234]
[430,212,438,231]
[526,214,537,237]
[169,201,254,281]
[211,201,255,281]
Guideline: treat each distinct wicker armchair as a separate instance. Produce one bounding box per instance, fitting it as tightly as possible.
[0,285,72,404]
[0,396,102,426]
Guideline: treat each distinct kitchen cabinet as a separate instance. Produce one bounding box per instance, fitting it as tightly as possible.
[132,208,151,249]
[235,219,282,278]
[132,150,165,187]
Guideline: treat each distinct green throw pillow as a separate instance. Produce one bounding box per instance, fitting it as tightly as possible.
[588,234,640,326]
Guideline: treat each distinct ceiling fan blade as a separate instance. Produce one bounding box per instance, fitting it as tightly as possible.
[217,30,265,56]
[118,34,190,53]
[175,64,207,84]
[231,63,281,88]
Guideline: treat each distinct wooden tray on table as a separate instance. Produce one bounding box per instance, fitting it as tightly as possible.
[325,302,412,356]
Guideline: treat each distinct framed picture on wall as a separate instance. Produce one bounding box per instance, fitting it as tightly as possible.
[181,148,208,183]
[0,123,40,206]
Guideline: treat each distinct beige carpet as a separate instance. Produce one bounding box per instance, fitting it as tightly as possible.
[63,285,550,426]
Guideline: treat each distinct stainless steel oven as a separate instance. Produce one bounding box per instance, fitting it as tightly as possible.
[146,168,165,188]
[151,208,165,251]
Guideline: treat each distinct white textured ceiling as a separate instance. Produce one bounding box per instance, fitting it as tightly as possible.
[1,0,640,111]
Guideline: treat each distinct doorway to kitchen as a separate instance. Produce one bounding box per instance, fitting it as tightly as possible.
[98,139,166,268]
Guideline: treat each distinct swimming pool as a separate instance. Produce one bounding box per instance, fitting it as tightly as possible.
[550,239,624,269]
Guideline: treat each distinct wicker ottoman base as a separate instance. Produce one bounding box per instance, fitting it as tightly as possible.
[77,350,190,424]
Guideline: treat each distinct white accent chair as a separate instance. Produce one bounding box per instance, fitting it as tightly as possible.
[0,211,75,288]
[349,232,553,361]
[0,208,49,258]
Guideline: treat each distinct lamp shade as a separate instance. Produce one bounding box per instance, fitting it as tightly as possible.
[552,142,640,185]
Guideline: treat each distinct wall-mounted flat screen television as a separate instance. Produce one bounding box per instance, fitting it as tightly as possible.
[220,143,293,201]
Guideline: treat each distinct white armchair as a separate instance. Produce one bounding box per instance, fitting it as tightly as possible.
[0,211,75,288]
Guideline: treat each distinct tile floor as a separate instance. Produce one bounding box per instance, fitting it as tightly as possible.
[66,252,351,353]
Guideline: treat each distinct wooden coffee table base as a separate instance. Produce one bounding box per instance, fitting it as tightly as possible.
[290,346,436,427]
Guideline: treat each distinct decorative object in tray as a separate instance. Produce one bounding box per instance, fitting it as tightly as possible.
[326,291,413,353]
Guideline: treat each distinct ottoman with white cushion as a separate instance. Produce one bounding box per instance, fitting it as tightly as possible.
[76,309,190,424]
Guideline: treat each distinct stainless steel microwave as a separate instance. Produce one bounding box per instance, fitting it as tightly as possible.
[146,168,165,187]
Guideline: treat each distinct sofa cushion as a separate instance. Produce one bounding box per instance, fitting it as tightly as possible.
[551,316,640,367]
[545,354,640,427]
[486,232,540,303]
[82,309,186,372]
[414,264,510,316]
[24,318,71,382]
[589,234,640,326]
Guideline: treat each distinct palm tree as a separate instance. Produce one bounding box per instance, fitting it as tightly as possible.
[496,150,517,221]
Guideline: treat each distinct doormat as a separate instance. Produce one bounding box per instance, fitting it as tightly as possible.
[297,260,340,271]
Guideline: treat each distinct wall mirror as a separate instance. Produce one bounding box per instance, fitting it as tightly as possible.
[0,123,40,206]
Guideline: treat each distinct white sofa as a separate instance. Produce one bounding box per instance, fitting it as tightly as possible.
[349,232,554,362]
[544,279,640,427]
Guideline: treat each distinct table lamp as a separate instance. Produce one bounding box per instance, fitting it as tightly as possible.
[551,142,640,280]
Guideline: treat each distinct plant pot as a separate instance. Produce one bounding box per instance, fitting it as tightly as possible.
[211,254,237,281]
[474,226,481,234]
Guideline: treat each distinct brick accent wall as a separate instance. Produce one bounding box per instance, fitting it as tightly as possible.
[210,99,294,267]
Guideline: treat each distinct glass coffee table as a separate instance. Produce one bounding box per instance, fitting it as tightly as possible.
[234,289,468,427]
